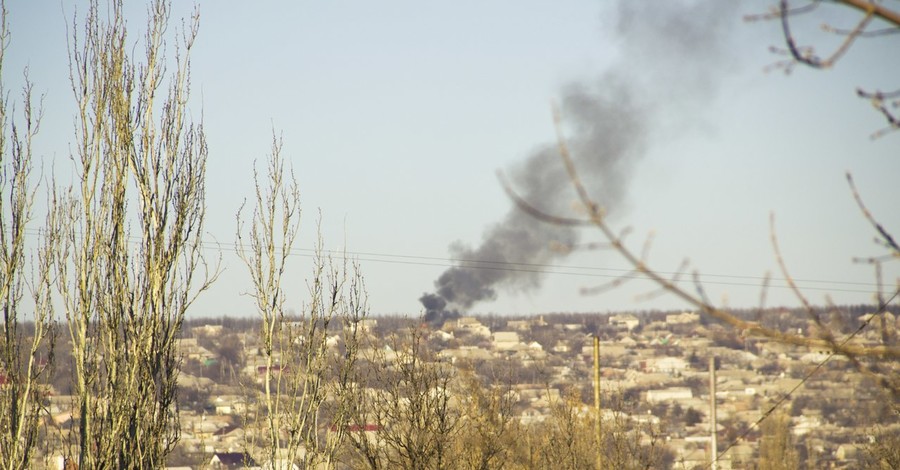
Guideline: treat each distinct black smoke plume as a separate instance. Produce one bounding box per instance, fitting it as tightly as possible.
[421,1,739,324]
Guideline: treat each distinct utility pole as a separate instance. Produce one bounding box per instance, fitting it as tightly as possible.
[709,357,718,470]
[594,335,602,470]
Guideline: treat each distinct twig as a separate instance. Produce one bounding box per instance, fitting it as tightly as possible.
[497,171,590,227]
[635,258,690,302]
[580,271,640,296]
[779,0,874,68]
[847,172,899,254]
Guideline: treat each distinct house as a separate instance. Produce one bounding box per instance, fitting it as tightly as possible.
[609,314,640,331]
[507,320,532,331]
[430,330,454,342]
[253,364,289,384]
[645,387,693,403]
[325,334,341,348]
[507,316,548,331]
[178,372,215,389]
[492,331,522,351]
[439,346,493,363]
[183,414,232,440]
[177,337,217,362]
[591,338,633,358]
[213,423,246,450]
[512,347,547,363]
[666,311,700,325]
[359,318,378,333]
[194,324,225,336]
[858,311,895,327]
[330,423,383,451]
[214,395,248,415]
[456,317,491,337]
[209,452,258,469]
[648,356,689,374]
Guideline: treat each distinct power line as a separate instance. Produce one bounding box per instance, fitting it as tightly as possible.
[18,226,889,294]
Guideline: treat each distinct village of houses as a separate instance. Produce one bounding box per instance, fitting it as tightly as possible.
[43,308,899,469]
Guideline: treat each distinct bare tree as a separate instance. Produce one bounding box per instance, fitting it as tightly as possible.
[450,367,519,470]
[54,0,216,467]
[525,390,596,470]
[343,323,458,470]
[600,392,670,470]
[513,388,669,470]
[237,132,368,469]
[757,410,799,470]
[746,1,900,137]
[863,410,900,470]
[0,2,56,468]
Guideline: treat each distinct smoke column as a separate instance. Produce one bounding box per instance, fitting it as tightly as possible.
[421,1,739,324]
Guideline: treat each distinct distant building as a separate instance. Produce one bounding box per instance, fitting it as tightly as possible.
[646,387,693,403]
[508,316,548,331]
[360,318,379,333]
[214,395,248,415]
[439,346,493,363]
[666,311,700,325]
[456,317,491,337]
[858,312,896,330]
[507,320,532,331]
[609,314,640,331]
[194,324,225,336]
[176,337,217,362]
[647,356,688,374]
[492,331,522,351]
[209,451,258,469]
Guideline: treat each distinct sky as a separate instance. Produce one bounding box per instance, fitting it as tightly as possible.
[5,1,900,318]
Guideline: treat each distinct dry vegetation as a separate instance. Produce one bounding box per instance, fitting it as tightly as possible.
[0,0,896,468]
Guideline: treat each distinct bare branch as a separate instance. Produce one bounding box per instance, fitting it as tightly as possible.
[779,0,875,69]
[837,0,900,27]
[750,1,900,132]
[497,171,591,227]
[823,24,900,37]
[635,258,691,302]
[579,270,639,297]
[507,113,900,399]
[744,1,821,22]
[847,172,899,255]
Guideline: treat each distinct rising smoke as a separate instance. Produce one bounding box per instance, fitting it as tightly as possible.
[422,1,739,325]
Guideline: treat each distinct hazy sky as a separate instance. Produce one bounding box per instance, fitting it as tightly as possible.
[7,1,900,317]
